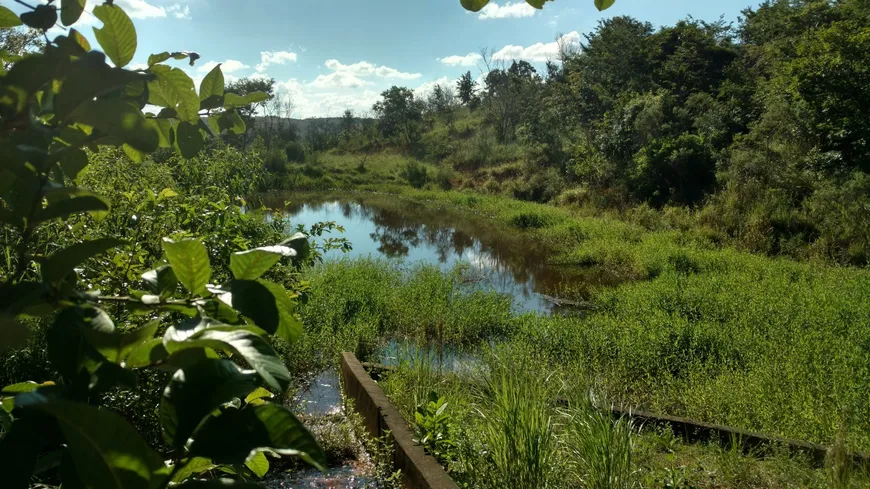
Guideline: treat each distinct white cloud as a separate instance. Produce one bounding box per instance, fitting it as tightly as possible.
[414,77,451,99]
[324,59,421,80]
[256,51,298,73]
[116,0,168,19]
[309,71,371,89]
[492,31,581,62]
[438,53,482,67]
[166,4,191,19]
[197,59,250,74]
[478,1,536,19]
[275,78,381,118]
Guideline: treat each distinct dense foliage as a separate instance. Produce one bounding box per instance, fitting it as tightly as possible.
[270,0,867,265]
[0,2,331,487]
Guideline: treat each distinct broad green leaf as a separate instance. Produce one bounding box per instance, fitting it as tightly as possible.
[199,64,224,102]
[42,238,125,283]
[221,280,301,344]
[230,246,294,280]
[594,0,615,10]
[37,194,110,223]
[222,93,251,109]
[190,403,326,470]
[245,451,269,478]
[161,238,211,296]
[69,28,91,51]
[258,280,302,344]
[82,320,160,364]
[217,110,245,135]
[0,6,23,28]
[61,0,86,26]
[20,5,57,30]
[164,323,290,392]
[142,265,178,296]
[147,52,171,66]
[243,91,269,104]
[169,458,216,483]
[153,118,173,147]
[59,148,88,182]
[244,387,273,404]
[46,306,114,383]
[123,338,167,368]
[1,382,42,395]
[225,280,279,333]
[159,359,259,449]
[92,4,136,68]
[69,99,160,152]
[281,232,311,262]
[147,66,200,122]
[123,143,147,162]
[175,121,203,158]
[460,0,490,12]
[32,400,168,489]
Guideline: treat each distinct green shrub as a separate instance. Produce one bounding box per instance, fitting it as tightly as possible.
[285,141,307,163]
[508,211,552,229]
[264,146,290,175]
[401,160,429,188]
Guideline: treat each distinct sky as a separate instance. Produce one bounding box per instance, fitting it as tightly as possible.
[14,0,759,118]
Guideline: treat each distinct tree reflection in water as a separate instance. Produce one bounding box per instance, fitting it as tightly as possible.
[261,193,627,313]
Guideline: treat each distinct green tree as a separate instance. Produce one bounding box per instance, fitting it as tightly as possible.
[373,86,425,145]
[226,76,276,147]
[456,71,479,108]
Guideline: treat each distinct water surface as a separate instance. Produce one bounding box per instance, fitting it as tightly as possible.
[271,193,605,313]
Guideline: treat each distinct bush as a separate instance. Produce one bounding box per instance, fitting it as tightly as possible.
[508,211,552,229]
[401,160,429,188]
[285,141,307,163]
[263,147,290,175]
[434,166,454,190]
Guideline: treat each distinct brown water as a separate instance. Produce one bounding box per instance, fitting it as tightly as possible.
[270,192,613,313]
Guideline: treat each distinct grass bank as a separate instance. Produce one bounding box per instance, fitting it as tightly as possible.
[289,256,870,487]
[286,185,870,451]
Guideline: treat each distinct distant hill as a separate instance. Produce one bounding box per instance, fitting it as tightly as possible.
[250,116,372,137]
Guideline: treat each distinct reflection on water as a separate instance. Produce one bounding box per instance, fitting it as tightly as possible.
[293,369,343,417]
[266,464,376,488]
[271,193,606,313]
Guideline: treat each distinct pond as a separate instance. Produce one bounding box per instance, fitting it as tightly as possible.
[269,193,608,314]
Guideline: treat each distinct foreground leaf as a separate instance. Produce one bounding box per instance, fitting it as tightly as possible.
[0,6,23,28]
[162,239,211,296]
[460,0,490,11]
[29,400,168,489]
[189,403,326,470]
[159,359,259,449]
[93,4,137,68]
[42,238,125,283]
[61,0,86,26]
[164,323,290,392]
[69,99,160,152]
[229,246,294,280]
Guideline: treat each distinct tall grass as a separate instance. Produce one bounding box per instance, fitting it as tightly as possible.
[563,397,636,489]
[471,350,562,489]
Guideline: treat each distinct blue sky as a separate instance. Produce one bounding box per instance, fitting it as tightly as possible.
[21,0,757,117]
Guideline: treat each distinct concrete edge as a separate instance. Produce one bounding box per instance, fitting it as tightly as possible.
[340,352,460,489]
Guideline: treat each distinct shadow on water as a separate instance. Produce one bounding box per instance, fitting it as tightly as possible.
[262,192,618,313]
